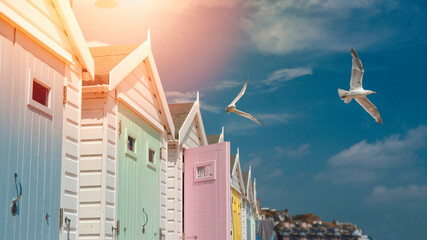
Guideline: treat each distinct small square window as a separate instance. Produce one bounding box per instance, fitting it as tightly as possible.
[32,80,49,107]
[127,136,135,152]
[149,149,155,163]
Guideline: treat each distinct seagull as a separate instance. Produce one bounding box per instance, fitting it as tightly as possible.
[338,48,383,124]
[225,80,263,125]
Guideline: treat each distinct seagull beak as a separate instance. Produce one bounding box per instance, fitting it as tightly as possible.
[372,91,376,94]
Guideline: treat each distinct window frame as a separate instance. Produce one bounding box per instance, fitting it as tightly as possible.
[124,128,138,159]
[193,160,216,182]
[27,69,53,116]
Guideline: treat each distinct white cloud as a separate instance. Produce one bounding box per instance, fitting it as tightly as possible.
[366,185,427,204]
[205,79,242,91]
[241,0,399,54]
[165,91,196,103]
[276,143,310,159]
[316,125,427,184]
[261,67,312,91]
[200,102,222,113]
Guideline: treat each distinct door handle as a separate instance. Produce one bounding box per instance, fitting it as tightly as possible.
[11,173,22,216]
[142,208,148,234]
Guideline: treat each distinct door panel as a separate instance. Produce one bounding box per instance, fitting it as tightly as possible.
[232,189,242,240]
[184,142,231,240]
[117,103,160,240]
[0,33,63,240]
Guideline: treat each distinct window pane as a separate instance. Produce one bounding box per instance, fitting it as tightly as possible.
[149,149,154,163]
[32,80,49,107]
[197,166,205,178]
[127,136,135,152]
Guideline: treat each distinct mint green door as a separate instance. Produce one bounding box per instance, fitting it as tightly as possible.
[118,103,161,239]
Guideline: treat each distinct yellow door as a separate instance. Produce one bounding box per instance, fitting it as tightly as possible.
[232,189,242,240]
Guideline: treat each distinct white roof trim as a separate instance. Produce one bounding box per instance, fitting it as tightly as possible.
[108,30,175,137]
[52,0,94,79]
[178,92,208,146]
[231,150,246,195]
[0,1,74,65]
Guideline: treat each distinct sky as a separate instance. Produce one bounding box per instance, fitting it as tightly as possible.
[74,0,427,239]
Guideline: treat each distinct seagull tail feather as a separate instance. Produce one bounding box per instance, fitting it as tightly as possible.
[338,89,352,103]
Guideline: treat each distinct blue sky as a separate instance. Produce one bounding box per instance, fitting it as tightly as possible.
[75,0,427,239]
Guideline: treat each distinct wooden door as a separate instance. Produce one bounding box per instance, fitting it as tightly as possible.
[184,142,231,240]
[232,189,242,240]
[117,103,160,239]
[0,29,64,239]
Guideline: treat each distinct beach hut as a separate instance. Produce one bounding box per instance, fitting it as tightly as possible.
[0,1,93,239]
[166,93,208,240]
[79,33,174,239]
[184,141,231,240]
[231,149,246,240]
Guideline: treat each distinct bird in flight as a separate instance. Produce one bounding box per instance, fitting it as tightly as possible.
[338,48,383,124]
[225,80,263,125]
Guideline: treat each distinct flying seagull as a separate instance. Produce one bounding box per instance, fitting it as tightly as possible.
[338,48,383,124]
[225,80,263,125]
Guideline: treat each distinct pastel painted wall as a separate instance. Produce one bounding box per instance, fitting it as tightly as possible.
[184,142,231,240]
[232,189,242,240]
[0,22,64,240]
[117,102,161,239]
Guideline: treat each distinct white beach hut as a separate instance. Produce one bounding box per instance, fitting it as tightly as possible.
[166,93,208,240]
[0,1,93,239]
[79,32,174,240]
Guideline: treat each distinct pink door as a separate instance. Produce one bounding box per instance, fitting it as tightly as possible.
[184,142,231,240]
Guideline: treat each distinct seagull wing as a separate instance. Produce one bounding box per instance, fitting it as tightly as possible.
[355,96,383,124]
[230,80,248,106]
[350,48,364,90]
[233,109,264,125]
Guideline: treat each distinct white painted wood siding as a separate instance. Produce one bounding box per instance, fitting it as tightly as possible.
[60,65,82,240]
[182,119,202,149]
[116,61,165,132]
[160,134,168,239]
[166,144,183,240]
[1,0,74,55]
[79,91,117,240]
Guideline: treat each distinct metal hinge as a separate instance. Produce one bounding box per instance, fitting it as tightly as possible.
[63,86,67,105]
[112,220,120,235]
[118,120,122,135]
[59,208,63,229]
[182,162,184,173]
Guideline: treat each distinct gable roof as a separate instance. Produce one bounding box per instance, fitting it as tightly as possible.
[0,0,95,79]
[168,92,207,146]
[207,126,225,145]
[169,102,195,138]
[86,44,139,86]
[207,134,221,145]
[83,31,175,137]
[242,171,249,188]
[230,154,237,174]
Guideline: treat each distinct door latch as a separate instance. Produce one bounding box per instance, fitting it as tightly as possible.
[112,220,120,235]
[11,173,22,216]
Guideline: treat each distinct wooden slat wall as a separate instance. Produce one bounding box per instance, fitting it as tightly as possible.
[182,119,202,149]
[60,64,82,240]
[0,25,64,240]
[160,133,168,238]
[80,93,105,239]
[2,0,74,54]
[166,144,183,240]
[103,91,118,240]
[117,62,163,130]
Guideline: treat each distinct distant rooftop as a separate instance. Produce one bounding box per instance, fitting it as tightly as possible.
[207,134,221,144]
[168,102,195,139]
